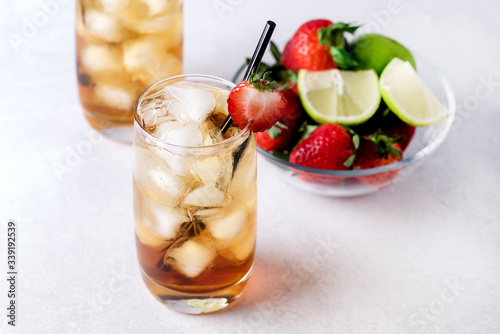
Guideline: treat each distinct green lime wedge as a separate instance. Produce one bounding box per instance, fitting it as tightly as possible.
[297,68,380,125]
[379,58,448,126]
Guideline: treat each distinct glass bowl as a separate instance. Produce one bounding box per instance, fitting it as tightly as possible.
[232,55,456,197]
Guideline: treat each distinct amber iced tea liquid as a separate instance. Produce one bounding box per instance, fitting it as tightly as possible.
[76,0,183,141]
[133,75,257,314]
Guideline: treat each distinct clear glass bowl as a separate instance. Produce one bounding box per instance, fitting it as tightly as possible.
[232,55,456,197]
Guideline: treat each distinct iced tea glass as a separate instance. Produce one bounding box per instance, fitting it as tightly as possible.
[133,75,257,314]
[76,0,183,141]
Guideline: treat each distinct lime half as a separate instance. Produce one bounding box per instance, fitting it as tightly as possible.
[298,69,380,125]
[380,58,448,126]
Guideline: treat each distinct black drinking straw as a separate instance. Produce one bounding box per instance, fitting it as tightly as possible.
[220,20,276,135]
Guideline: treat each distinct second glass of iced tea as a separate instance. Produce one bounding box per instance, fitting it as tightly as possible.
[133,75,257,314]
[76,0,183,141]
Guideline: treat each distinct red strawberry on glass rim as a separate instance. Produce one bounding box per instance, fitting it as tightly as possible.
[227,74,287,133]
[290,123,355,183]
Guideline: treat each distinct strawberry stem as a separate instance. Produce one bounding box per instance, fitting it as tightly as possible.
[249,72,281,92]
[367,130,403,159]
[318,22,359,70]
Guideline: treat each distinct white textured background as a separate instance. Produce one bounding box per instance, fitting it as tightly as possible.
[1,0,500,333]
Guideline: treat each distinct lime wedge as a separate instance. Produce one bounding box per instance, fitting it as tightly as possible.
[379,58,448,126]
[297,68,380,125]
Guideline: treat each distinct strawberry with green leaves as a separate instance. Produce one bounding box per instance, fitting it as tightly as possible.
[227,74,287,133]
[353,132,403,186]
[282,19,359,71]
[382,119,415,151]
[290,123,356,183]
[353,105,416,151]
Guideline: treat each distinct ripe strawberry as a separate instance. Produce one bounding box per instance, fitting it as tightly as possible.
[290,123,354,170]
[286,82,298,96]
[256,126,292,152]
[256,88,304,151]
[383,120,415,151]
[353,105,416,151]
[279,89,303,128]
[290,123,355,184]
[354,139,403,186]
[227,75,287,133]
[282,19,337,71]
[282,20,360,71]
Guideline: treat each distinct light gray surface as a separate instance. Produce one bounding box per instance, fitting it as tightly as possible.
[1,0,499,333]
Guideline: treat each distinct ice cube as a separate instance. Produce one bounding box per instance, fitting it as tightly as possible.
[227,140,257,205]
[200,120,224,146]
[220,214,256,265]
[196,157,222,186]
[163,83,217,122]
[175,81,228,95]
[206,204,247,240]
[148,167,184,197]
[135,199,165,248]
[154,120,203,147]
[138,98,168,129]
[154,148,195,177]
[135,222,164,248]
[202,130,223,146]
[81,45,121,73]
[183,185,228,207]
[142,54,182,87]
[140,0,170,15]
[151,121,202,176]
[142,201,188,240]
[123,37,166,76]
[135,146,188,206]
[95,85,134,110]
[123,35,181,85]
[166,238,216,278]
[189,208,220,220]
[215,93,229,116]
[84,10,125,43]
[99,0,128,12]
[133,14,174,34]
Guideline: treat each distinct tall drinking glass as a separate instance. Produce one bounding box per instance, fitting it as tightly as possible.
[133,75,257,314]
[76,0,183,141]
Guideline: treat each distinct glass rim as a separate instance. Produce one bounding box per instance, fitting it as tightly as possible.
[133,74,251,150]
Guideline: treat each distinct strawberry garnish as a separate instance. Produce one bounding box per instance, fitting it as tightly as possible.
[227,74,287,133]
[282,20,359,71]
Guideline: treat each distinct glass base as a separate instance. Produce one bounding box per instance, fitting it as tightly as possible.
[140,268,252,314]
[83,109,133,143]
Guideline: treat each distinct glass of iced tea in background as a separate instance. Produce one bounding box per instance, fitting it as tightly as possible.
[76,0,183,141]
[133,75,257,314]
